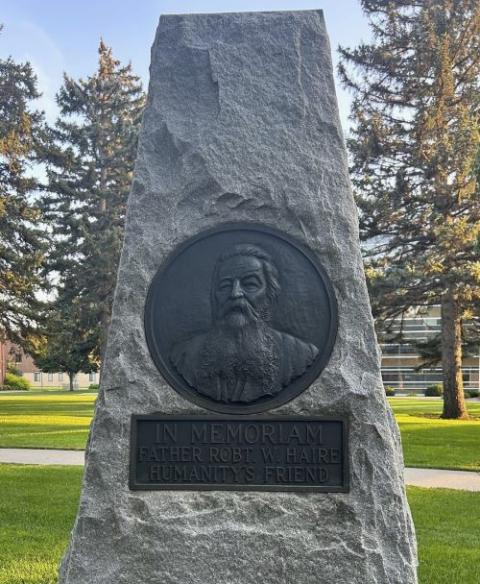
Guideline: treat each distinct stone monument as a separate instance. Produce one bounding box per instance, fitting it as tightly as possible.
[59,10,418,583]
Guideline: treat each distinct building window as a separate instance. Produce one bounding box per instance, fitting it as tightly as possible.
[15,352,22,363]
[48,373,53,382]
[34,373,40,382]
[58,373,63,382]
[89,372,96,382]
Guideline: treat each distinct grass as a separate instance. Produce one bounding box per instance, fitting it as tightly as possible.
[389,397,480,418]
[0,464,478,584]
[0,391,96,450]
[0,464,82,584]
[388,398,480,471]
[1,392,479,471]
[409,486,480,583]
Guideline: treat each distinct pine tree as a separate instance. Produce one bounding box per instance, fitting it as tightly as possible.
[33,281,98,391]
[339,1,480,418]
[43,41,145,361]
[0,27,49,347]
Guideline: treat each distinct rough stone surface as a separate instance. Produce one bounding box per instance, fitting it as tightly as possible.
[59,10,418,584]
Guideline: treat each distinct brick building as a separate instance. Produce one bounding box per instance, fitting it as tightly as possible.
[0,341,7,384]
[2,341,98,389]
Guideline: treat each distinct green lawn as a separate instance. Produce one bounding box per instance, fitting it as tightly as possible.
[409,486,480,583]
[389,398,480,471]
[1,392,479,471]
[0,464,82,584]
[0,464,478,584]
[0,391,96,450]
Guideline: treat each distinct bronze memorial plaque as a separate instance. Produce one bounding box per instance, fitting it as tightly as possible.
[144,223,338,415]
[138,223,344,491]
[130,416,348,492]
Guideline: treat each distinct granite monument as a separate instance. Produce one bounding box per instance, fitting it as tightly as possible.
[59,10,418,584]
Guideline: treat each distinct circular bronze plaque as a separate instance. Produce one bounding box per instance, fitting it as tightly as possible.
[145,223,337,414]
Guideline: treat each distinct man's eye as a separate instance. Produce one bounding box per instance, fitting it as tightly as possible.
[243,279,260,290]
[218,282,231,291]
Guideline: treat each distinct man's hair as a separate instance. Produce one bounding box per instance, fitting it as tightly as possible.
[212,243,281,303]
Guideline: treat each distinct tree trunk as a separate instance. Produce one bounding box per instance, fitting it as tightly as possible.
[98,148,109,365]
[441,290,468,419]
[68,371,75,392]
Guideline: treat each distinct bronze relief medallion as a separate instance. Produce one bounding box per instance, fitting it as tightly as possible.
[144,224,338,414]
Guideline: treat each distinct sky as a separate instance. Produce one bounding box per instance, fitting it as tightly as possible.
[0,0,372,131]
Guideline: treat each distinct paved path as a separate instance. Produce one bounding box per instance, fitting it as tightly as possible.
[404,467,480,491]
[1,448,480,490]
[0,448,84,466]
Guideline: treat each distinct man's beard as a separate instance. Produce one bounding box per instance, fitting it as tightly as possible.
[217,297,271,328]
[196,302,279,402]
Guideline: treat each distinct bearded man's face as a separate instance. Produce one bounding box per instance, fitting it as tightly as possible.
[199,254,278,399]
[214,255,270,328]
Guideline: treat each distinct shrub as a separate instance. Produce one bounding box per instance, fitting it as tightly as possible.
[384,385,396,396]
[3,372,31,391]
[88,383,99,390]
[7,363,22,376]
[424,384,443,397]
[465,390,479,399]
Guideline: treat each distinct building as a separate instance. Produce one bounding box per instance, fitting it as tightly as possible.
[380,306,480,392]
[0,341,7,384]
[2,341,98,389]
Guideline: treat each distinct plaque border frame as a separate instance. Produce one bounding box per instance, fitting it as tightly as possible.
[144,222,339,414]
[129,415,349,493]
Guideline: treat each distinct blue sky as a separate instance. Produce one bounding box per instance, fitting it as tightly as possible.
[0,0,371,130]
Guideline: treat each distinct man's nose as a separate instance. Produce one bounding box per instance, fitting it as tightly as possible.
[230,279,244,298]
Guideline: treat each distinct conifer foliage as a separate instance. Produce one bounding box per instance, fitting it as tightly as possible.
[43,41,145,364]
[339,1,480,418]
[33,291,98,391]
[0,29,48,346]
